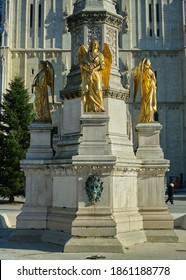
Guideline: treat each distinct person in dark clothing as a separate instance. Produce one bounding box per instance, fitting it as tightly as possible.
[165,182,174,204]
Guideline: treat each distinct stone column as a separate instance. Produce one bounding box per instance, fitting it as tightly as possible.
[15,122,54,229]
[136,123,178,242]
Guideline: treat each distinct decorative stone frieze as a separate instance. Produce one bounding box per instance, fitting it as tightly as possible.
[72,28,84,65]
[106,26,117,65]
[67,11,122,32]
[21,164,115,176]
[137,167,169,176]
[104,88,130,102]
[60,87,129,102]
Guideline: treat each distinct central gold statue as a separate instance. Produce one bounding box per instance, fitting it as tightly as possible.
[78,40,112,112]
[133,58,157,123]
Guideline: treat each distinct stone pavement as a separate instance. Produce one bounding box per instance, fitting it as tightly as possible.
[0,194,186,260]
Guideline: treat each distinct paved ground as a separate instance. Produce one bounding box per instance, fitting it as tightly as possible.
[0,193,186,260]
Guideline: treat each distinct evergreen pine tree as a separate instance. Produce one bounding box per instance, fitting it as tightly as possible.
[0,76,34,203]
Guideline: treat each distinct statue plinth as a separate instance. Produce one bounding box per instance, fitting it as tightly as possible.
[26,122,53,160]
[136,122,164,159]
[73,113,116,165]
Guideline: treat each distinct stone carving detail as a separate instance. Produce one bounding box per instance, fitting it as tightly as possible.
[21,164,114,176]
[106,27,117,65]
[121,62,130,89]
[104,89,130,102]
[72,28,84,65]
[67,12,122,32]
[137,168,169,176]
[123,6,129,33]
[87,26,102,46]
[61,88,130,102]
[21,164,168,177]
[85,175,103,205]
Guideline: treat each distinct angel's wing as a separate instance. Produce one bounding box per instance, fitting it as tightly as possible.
[78,45,87,66]
[102,43,112,90]
[133,59,145,102]
[46,60,55,104]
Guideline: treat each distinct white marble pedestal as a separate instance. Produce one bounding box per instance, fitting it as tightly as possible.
[16,122,54,229]
[135,123,178,242]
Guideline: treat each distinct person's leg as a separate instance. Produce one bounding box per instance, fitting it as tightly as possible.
[170,196,174,204]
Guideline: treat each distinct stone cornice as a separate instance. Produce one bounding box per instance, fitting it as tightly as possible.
[67,11,123,31]
[21,162,168,176]
[60,87,130,102]
[137,167,169,175]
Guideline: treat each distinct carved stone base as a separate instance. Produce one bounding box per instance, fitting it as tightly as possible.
[16,206,49,229]
[10,229,146,253]
[64,230,146,253]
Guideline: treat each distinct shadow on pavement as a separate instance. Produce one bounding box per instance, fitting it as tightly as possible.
[0,228,64,253]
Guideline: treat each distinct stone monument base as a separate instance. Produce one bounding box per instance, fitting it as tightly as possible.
[10,229,146,253]
[13,113,147,252]
[13,119,178,251]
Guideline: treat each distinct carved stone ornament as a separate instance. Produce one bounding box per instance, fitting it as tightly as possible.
[67,11,122,32]
[85,175,103,205]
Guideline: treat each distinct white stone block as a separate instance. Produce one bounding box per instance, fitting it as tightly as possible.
[26,122,54,159]
[53,176,77,208]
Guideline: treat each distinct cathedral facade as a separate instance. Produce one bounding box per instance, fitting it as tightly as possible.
[0,0,186,185]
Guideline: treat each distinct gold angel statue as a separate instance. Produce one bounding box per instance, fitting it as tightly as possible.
[78,40,112,112]
[133,58,157,123]
[32,60,54,123]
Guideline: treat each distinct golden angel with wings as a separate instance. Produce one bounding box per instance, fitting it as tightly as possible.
[78,40,112,112]
[32,60,54,123]
[133,58,157,123]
